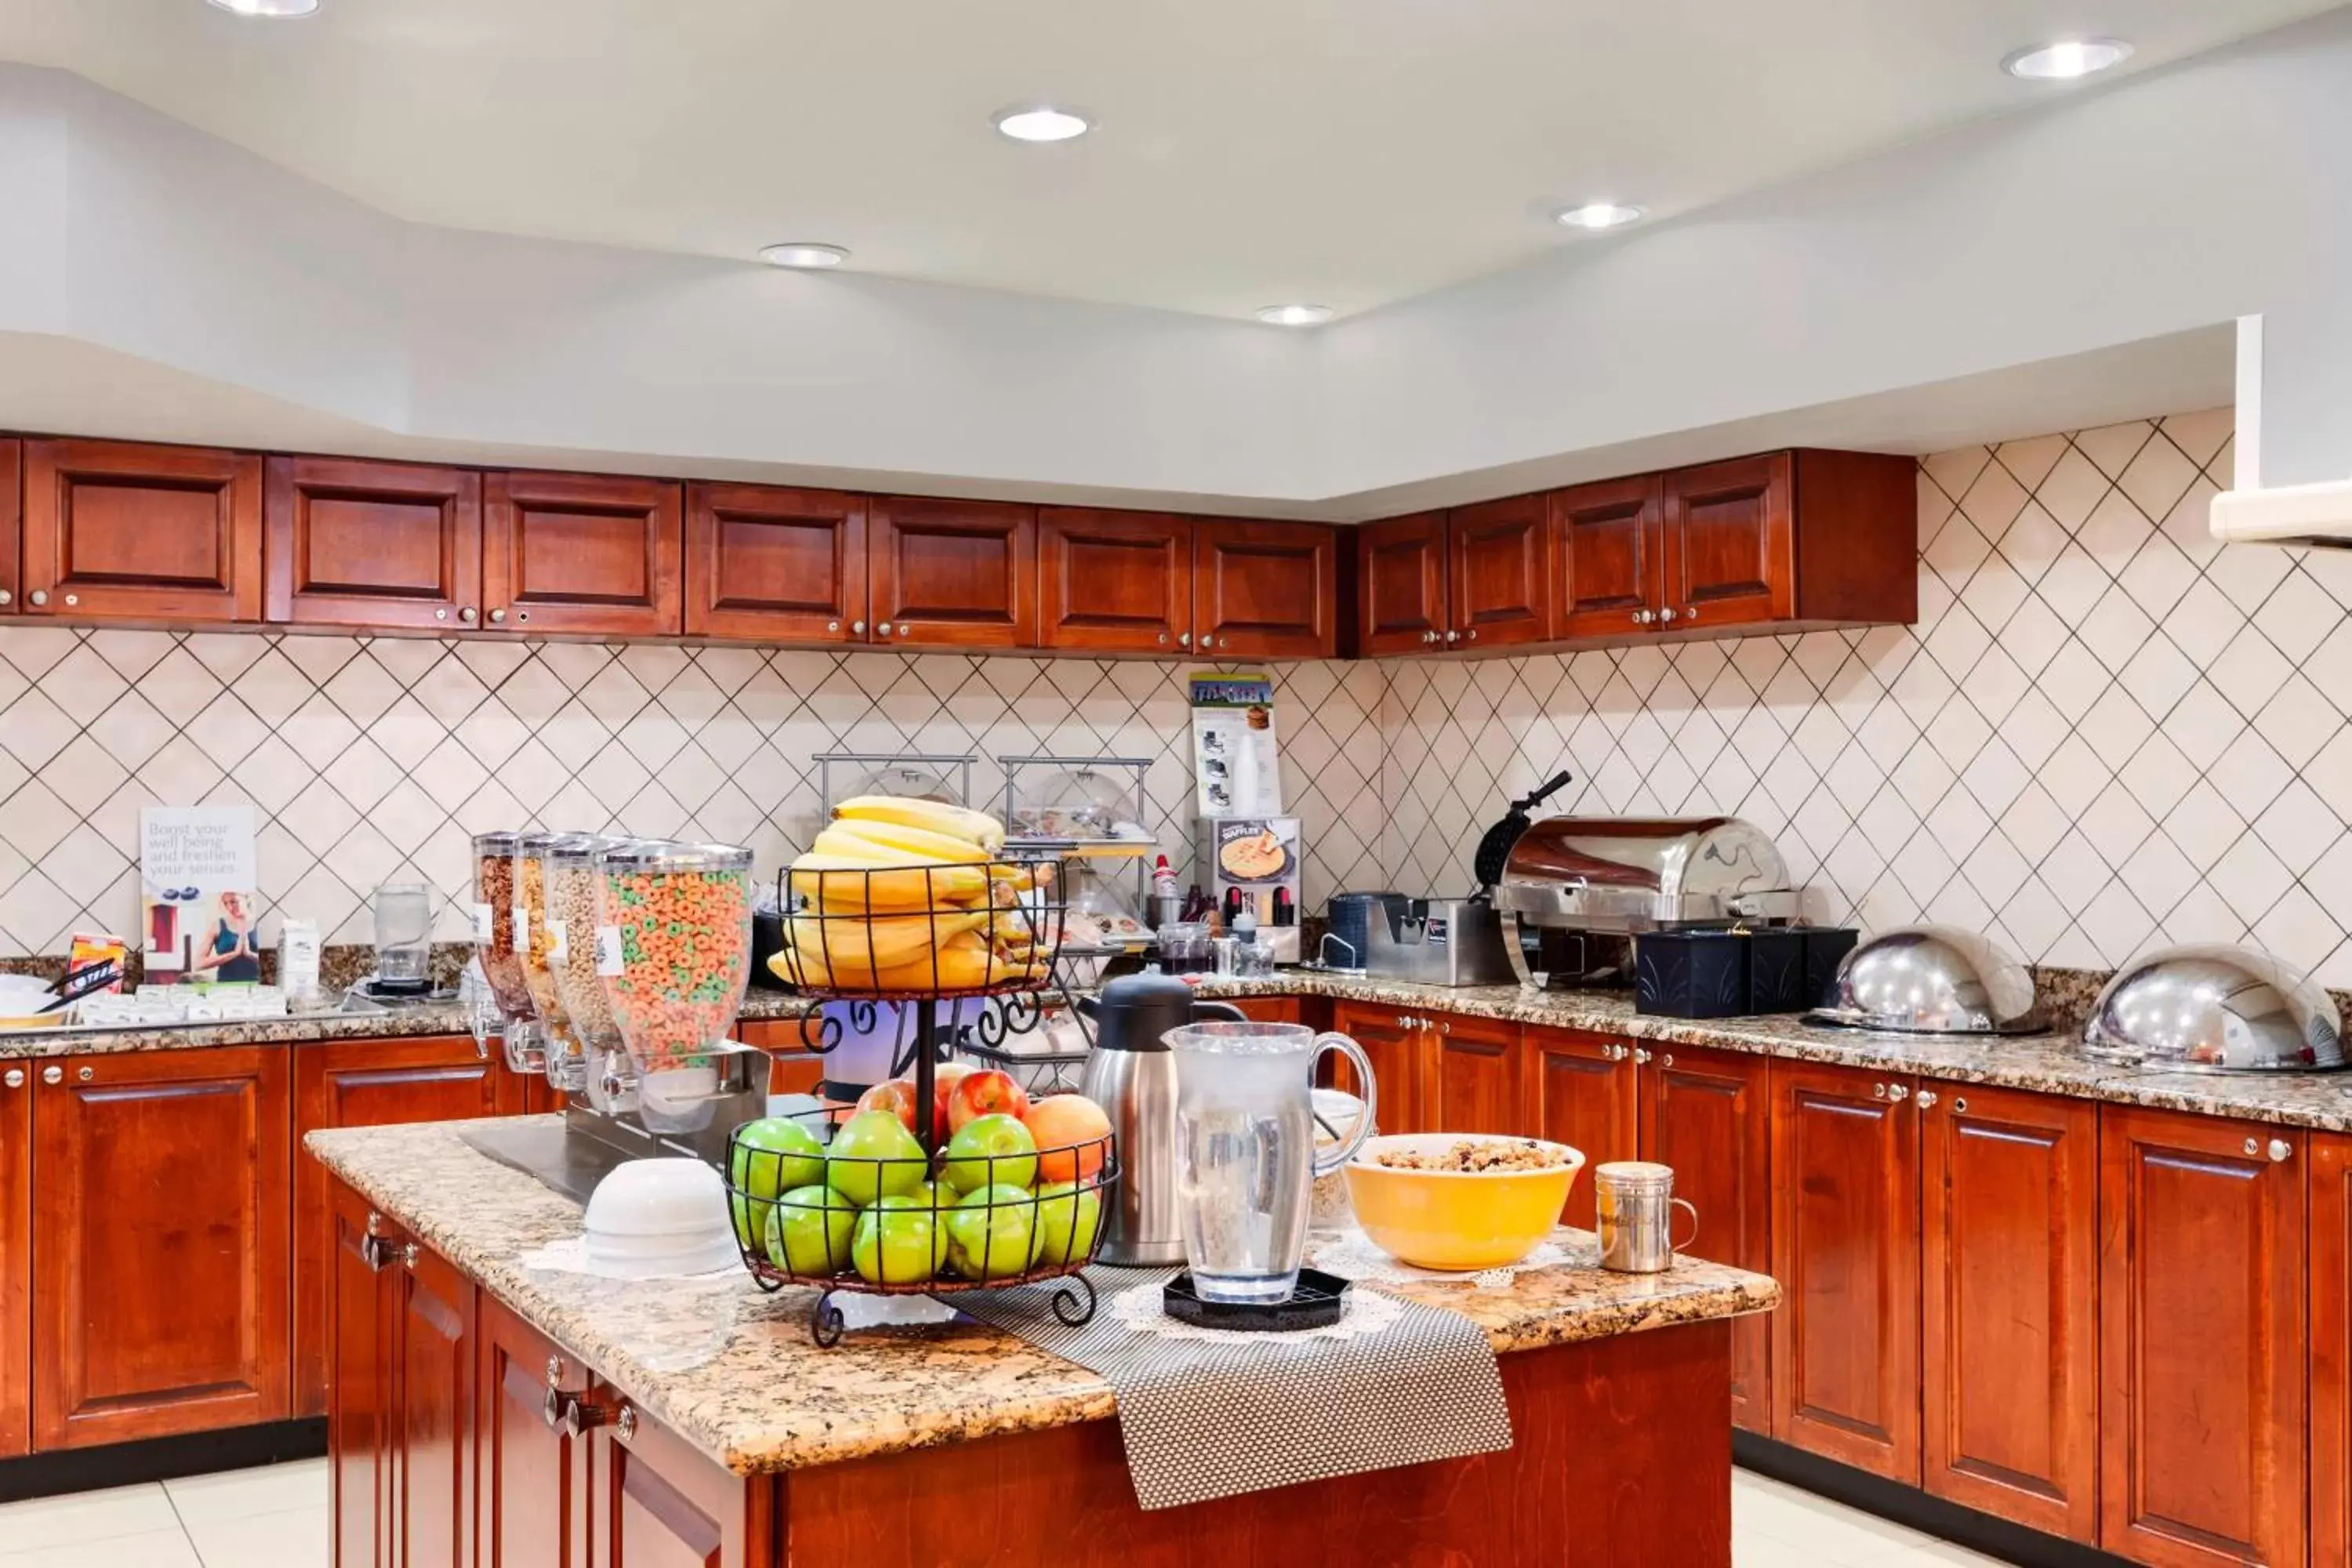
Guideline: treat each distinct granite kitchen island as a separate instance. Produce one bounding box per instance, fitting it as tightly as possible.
[309,1117,1777,1567]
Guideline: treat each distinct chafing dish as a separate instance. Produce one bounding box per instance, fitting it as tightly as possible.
[1805,924,2047,1036]
[2082,943,2344,1073]
[1494,816,1798,990]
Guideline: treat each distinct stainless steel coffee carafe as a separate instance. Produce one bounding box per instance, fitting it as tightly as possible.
[1076,973,1245,1265]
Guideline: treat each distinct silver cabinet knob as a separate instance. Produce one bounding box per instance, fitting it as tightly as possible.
[826,619,840,633]
[3,1069,23,1088]
[877,622,893,637]
[1443,630,1460,643]
[42,1065,62,1085]
[1632,608,1653,626]
[897,622,910,637]
[1466,629,1478,641]
[1157,632,1168,644]
[459,606,478,624]
[515,610,529,624]
[401,1242,420,1269]
[0,590,13,606]
[29,590,48,608]
[2269,1138,2292,1163]
[1437,1019,1450,1035]
[77,1065,92,1082]
[1200,635,1215,651]
[434,608,448,621]
[851,620,866,634]
[1886,1083,1910,1104]
[1657,606,1677,624]
[1917,1090,1938,1109]
[546,1355,566,1387]
[2243,1138,2259,1156]
[1419,630,1435,644]
[1633,1047,1651,1064]
[1178,632,1192,646]
[366,1210,385,1236]
[1660,1054,1674,1068]
[615,1406,637,1443]
[1684,606,1699,623]
[1873,1082,1888,1100]
[488,608,507,624]
[62,594,77,608]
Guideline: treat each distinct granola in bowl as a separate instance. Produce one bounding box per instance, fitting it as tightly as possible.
[1373,1138,1572,1174]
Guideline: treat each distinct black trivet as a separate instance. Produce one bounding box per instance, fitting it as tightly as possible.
[1162,1268,1351,1332]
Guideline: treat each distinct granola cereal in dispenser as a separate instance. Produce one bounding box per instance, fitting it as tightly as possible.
[471,833,544,1073]
[546,834,637,1112]
[596,840,754,1076]
[517,831,593,1092]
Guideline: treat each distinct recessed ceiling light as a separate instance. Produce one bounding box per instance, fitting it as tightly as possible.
[759,242,850,270]
[204,0,321,16]
[1256,304,1334,328]
[992,106,1092,143]
[2002,38,2132,80]
[1555,202,1646,231]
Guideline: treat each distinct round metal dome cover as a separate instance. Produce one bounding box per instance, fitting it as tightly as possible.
[1806,924,2046,1035]
[2082,943,2343,1073]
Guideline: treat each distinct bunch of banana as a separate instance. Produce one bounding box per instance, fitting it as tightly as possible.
[773,797,1047,991]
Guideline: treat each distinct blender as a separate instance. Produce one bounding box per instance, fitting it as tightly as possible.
[470,832,543,1075]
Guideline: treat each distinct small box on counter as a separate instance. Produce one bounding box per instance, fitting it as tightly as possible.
[1634,931,1748,1018]
[1802,927,1860,1009]
[1744,928,1809,1012]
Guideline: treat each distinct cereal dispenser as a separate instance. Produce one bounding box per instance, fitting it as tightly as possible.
[596,840,763,1134]
[470,832,544,1075]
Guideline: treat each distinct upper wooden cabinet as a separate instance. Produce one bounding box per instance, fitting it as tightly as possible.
[1553,474,1663,640]
[0,438,20,615]
[1653,450,1913,636]
[32,1046,290,1449]
[1194,519,1338,659]
[265,456,483,632]
[1447,493,1553,650]
[2098,1106,2304,1568]
[1356,511,1449,655]
[22,439,264,622]
[1038,507,1191,653]
[869,496,1036,648]
[485,470,684,637]
[0,1065,27,1460]
[684,482,867,643]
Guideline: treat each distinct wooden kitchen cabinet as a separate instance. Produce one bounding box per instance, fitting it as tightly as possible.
[1329,1002,1423,1133]
[1769,1060,1919,1481]
[485,470,684,637]
[31,1047,291,1450]
[478,1298,592,1568]
[2312,1132,2352,1568]
[0,1064,29,1459]
[1193,519,1338,658]
[1354,511,1449,655]
[588,1394,771,1568]
[869,495,1036,648]
[1658,454,1795,630]
[1037,507,1191,653]
[1920,1083,2097,1543]
[265,456,484,632]
[21,438,264,622]
[397,1238,477,1568]
[295,1035,521,1418]
[1447,493,1553,650]
[330,1181,396,1568]
[734,1018,826,1098]
[1639,1044,1771,1433]
[684,481,866,643]
[1552,474,1663,641]
[1522,1026,1639,1229]
[0,438,20,615]
[2098,1106,2303,1567]
[1423,1012,1522,1134]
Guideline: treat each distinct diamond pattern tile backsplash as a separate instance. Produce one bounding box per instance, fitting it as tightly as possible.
[4,405,2335,982]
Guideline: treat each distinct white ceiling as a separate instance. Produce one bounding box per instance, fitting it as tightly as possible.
[0,0,2336,321]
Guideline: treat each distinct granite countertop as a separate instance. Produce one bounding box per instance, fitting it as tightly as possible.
[1195,975,2352,1134]
[307,1118,1780,1477]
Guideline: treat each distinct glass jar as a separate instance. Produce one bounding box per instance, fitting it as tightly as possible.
[471,832,543,1073]
[597,840,755,1077]
[518,831,594,1093]
[546,834,636,1111]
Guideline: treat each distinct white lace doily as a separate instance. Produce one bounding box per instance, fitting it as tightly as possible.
[1105,1279,1405,1346]
[517,1236,742,1281]
[1307,1228,1571,1290]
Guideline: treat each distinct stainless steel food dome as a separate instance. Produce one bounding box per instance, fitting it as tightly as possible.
[2082,943,2343,1073]
[1805,924,2047,1035]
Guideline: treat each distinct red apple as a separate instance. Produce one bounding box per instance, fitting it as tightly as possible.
[946,1068,1029,1134]
[931,1062,977,1132]
[1024,1094,1111,1184]
[855,1078,922,1134]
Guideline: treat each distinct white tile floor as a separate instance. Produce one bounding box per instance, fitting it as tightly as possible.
[0,1459,2005,1566]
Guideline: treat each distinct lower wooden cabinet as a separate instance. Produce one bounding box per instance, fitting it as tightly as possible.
[1919,1083,2097,1542]
[2312,1132,2352,1568]
[2097,1107,2304,1568]
[331,1182,395,1568]
[1226,996,1302,1026]
[589,1393,770,1568]
[1769,1060,1919,1482]
[1521,1026,1639,1229]
[32,1047,291,1449]
[0,1065,30,1460]
[1424,1013,1520,1134]
[479,1298,590,1568]
[1329,1003,1423,1134]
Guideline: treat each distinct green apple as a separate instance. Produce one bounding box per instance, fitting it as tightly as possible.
[851,1193,949,1284]
[825,1110,927,1207]
[946,1184,1043,1280]
[938,1113,1038,1194]
[729,1117,826,1250]
[763,1185,857,1276]
[1030,1179,1104,1268]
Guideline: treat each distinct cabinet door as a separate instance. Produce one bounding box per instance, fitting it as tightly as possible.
[32,1046,291,1448]
[0,438,20,615]
[591,1397,764,1568]
[1193,520,1337,659]
[329,1181,397,1568]
[1922,1084,2096,1543]
[869,496,1036,648]
[1447,494,1552,650]
[1552,474,1661,641]
[2314,1133,2352,1568]
[1229,996,1302,1026]
[1769,1060,1919,1481]
[296,1037,514,1418]
[1640,1045,1770,1432]
[1425,1014,1521,1134]
[485,470,684,637]
[1329,1003,1422,1134]
[1661,453,1794,631]
[1037,507,1190,652]
[396,1243,475,1568]
[265,456,483,632]
[1522,1027,1639,1229]
[682,482,866,643]
[1355,512,1448,656]
[2098,1108,2303,1568]
[0,1070,29,1459]
[22,438,264,622]
[731,1020,825,1100]
[479,1300,590,1568]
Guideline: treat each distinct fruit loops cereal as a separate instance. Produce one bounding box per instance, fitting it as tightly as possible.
[600,844,753,1071]
[471,833,535,1020]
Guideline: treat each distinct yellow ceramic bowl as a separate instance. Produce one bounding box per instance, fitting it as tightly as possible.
[1343,1134,1584,1271]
